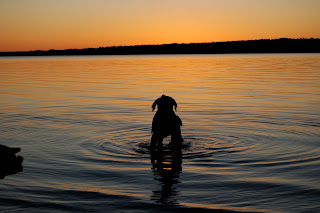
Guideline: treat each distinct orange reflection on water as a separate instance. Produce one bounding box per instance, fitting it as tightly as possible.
[1,55,319,106]
[183,166,239,176]
[238,177,296,184]
[0,54,319,212]
[179,201,266,213]
[65,186,146,198]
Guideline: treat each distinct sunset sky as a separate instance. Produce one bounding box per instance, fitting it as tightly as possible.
[1,0,319,52]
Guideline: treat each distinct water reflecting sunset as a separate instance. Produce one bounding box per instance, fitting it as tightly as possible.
[0,54,319,212]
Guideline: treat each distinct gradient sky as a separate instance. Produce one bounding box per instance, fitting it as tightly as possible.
[1,0,319,52]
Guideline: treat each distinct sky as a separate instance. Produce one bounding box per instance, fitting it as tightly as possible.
[0,0,319,52]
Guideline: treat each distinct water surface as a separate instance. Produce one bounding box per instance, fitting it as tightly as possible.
[0,54,320,212]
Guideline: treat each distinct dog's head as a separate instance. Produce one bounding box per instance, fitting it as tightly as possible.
[152,95,177,112]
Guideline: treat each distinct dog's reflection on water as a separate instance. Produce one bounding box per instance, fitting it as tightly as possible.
[150,95,183,204]
[150,142,182,204]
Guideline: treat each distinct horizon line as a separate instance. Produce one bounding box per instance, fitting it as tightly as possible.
[1,37,319,53]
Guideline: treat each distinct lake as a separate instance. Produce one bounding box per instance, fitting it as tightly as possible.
[0,54,319,212]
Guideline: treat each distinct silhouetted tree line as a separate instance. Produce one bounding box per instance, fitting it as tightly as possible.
[1,38,319,56]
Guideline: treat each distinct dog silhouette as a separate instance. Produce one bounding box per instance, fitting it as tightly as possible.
[151,95,183,149]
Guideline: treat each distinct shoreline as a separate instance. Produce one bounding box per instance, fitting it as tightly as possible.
[1,38,319,57]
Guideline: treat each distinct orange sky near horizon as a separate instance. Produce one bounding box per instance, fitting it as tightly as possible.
[1,0,319,52]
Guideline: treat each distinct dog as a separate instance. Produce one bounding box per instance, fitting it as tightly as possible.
[151,95,183,149]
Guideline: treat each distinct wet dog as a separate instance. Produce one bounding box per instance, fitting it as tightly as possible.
[151,95,183,149]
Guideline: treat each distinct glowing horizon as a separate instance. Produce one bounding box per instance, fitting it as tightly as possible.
[1,0,319,52]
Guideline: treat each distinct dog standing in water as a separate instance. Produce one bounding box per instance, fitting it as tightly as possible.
[151,95,183,149]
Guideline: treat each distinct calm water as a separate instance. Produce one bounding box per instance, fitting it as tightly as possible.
[0,54,319,213]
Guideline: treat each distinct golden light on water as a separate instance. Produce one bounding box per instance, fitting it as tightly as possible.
[1,54,320,212]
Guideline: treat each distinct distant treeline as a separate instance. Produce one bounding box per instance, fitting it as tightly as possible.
[1,38,320,56]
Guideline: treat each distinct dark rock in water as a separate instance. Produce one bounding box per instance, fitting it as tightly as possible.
[0,144,23,179]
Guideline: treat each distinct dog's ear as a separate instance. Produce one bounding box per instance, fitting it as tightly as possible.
[152,99,158,111]
[173,101,178,111]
